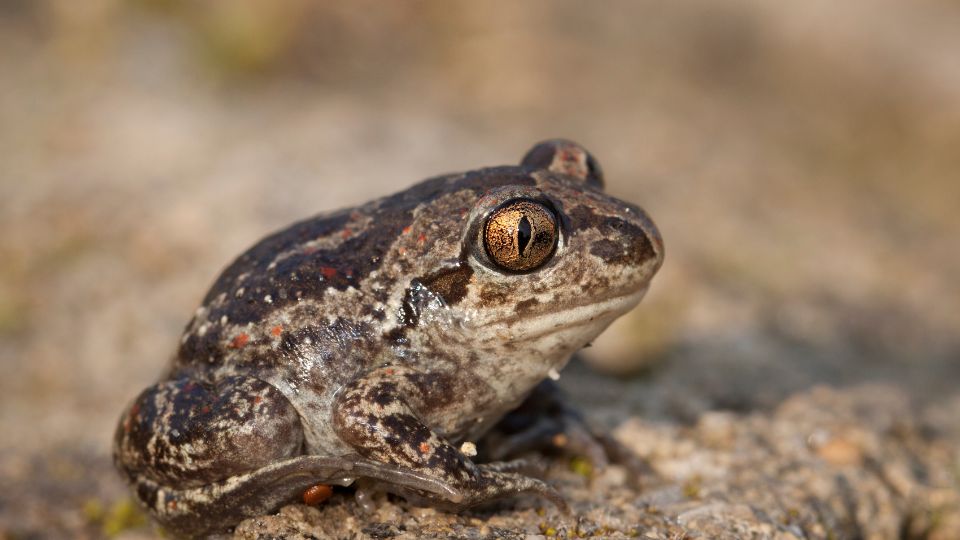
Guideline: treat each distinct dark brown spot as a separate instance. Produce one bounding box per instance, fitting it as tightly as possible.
[568,205,657,266]
[420,264,474,306]
[370,382,399,407]
[589,230,655,266]
[478,286,509,305]
[406,371,458,411]
[136,482,158,508]
[382,413,431,447]
[514,298,540,314]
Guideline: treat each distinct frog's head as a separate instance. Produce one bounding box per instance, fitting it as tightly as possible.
[399,140,663,389]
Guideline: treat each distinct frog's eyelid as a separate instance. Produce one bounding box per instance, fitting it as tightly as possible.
[519,139,605,190]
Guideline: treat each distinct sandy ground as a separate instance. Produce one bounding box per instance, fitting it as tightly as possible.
[1,1,959,538]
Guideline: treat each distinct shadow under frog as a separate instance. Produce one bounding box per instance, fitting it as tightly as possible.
[114,140,664,537]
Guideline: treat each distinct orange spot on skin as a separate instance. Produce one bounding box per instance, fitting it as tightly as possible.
[253,395,263,405]
[417,233,427,245]
[419,442,431,454]
[271,325,283,337]
[341,228,352,239]
[168,500,177,509]
[320,266,337,279]
[402,226,412,235]
[303,484,333,505]
[398,247,407,255]
[123,402,140,433]
[384,368,395,375]
[230,333,249,349]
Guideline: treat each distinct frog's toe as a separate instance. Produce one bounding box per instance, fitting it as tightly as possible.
[555,417,612,470]
[586,431,652,485]
[468,469,570,514]
[481,457,550,477]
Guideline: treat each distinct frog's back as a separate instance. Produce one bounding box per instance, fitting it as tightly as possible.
[172,168,536,378]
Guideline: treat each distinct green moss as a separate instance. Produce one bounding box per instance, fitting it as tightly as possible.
[102,499,147,537]
[539,523,558,537]
[682,477,702,499]
[570,456,594,478]
[81,498,104,524]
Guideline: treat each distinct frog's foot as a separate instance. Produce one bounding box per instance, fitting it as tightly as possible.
[446,463,569,512]
[352,457,561,514]
[333,366,570,513]
[480,457,549,476]
[360,460,569,514]
[483,380,650,485]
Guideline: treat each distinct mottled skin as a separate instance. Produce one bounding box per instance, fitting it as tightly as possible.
[114,140,664,537]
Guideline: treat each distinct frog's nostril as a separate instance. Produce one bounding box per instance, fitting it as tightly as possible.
[601,217,626,232]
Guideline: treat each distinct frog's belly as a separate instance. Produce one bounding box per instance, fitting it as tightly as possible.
[262,373,355,457]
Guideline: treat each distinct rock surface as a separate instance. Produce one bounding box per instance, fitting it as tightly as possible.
[232,384,960,539]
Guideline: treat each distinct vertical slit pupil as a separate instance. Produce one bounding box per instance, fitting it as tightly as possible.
[517,215,532,255]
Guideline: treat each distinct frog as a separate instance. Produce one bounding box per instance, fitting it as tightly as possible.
[113,140,664,537]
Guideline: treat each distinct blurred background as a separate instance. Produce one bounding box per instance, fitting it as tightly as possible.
[1,0,959,537]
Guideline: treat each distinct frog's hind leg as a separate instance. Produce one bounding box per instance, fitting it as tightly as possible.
[114,375,308,535]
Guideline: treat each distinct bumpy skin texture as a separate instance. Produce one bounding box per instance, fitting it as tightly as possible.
[114,140,664,537]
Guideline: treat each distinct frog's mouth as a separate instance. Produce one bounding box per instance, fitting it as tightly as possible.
[522,286,649,341]
[477,285,649,341]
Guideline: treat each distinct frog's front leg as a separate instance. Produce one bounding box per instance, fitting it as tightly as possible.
[332,366,568,511]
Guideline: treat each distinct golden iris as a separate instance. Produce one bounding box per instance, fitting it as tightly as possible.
[483,200,558,273]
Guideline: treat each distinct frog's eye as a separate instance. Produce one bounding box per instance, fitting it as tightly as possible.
[483,199,558,273]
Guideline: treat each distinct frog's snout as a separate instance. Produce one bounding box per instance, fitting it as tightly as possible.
[583,208,663,276]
